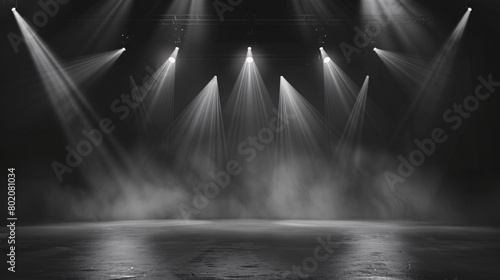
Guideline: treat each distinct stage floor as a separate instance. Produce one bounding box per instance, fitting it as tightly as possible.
[3,220,500,279]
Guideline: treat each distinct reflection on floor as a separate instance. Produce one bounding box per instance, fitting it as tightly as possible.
[3,220,500,279]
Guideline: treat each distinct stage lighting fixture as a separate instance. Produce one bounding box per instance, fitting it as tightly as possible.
[246,57,254,63]
[468,7,472,11]
[323,57,331,63]
[122,47,126,51]
[175,47,179,50]
[168,57,176,63]
[319,47,324,51]
[373,47,377,51]
[11,7,16,11]
[248,47,252,50]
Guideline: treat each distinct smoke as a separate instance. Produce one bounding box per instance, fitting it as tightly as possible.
[18,142,499,225]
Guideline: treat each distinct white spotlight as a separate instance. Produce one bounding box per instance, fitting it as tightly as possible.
[175,47,180,50]
[248,47,252,50]
[122,47,126,51]
[323,57,331,64]
[246,57,254,63]
[319,47,324,51]
[169,57,176,63]
[11,7,16,11]
[373,47,377,51]
[468,7,472,12]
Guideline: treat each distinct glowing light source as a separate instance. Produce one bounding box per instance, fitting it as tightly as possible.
[246,57,254,63]
[323,57,331,64]
[11,7,15,11]
[319,47,324,51]
[468,7,472,12]
[248,47,252,50]
[122,47,126,51]
[168,57,176,63]
[373,47,377,51]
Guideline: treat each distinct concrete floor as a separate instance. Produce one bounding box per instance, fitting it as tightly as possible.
[2,220,499,279]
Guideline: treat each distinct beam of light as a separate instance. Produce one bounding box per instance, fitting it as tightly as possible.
[323,57,331,64]
[360,0,406,22]
[13,10,98,144]
[63,48,125,89]
[278,77,329,162]
[336,76,370,158]
[360,0,433,53]
[390,9,472,142]
[168,76,227,176]
[77,0,134,52]
[138,48,179,133]
[374,48,429,97]
[127,47,177,145]
[223,48,276,207]
[13,10,140,187]
[224,48,274,159]
[321,48,359,138]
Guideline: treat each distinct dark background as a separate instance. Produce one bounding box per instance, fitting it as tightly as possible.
[1,0,499,224]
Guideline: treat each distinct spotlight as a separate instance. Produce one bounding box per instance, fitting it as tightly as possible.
[11,7,15,12]
[246,57,254,63]
[248,47,252,50]
[373,47,377,51]
[122,47,126,51]
[319,47,324,51]
[169,57,176,63]
[323,57,331,64]
[175,47,180,50]
[468,7,472,12]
